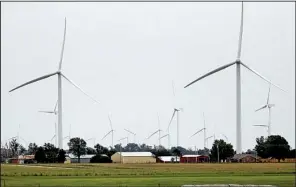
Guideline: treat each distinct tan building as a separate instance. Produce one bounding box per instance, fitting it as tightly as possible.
[111,152,156,164]
[231,154,258,163]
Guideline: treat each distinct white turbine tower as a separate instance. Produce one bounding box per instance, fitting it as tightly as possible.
[102,114,115,148]
[184,2,284,154]
[9,18,99,149]
[254,84,274,137]
[39,100,58,146]
[124,129,136,143]
[148,114,162,148]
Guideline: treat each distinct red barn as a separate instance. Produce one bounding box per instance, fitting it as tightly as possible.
[180,155,209,163]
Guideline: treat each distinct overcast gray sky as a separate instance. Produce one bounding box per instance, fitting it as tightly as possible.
[1,2,295,151]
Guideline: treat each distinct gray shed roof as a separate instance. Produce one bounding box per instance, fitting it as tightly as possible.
[232,154,256,160]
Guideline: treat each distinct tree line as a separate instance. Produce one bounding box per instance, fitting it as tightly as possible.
[1,135,294,163]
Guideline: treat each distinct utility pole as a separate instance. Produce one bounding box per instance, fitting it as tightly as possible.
[216,144,220,163]
[195,145,197,163]
[120,143,122,163]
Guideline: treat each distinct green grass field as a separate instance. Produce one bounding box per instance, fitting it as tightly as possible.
[1,163,295,187]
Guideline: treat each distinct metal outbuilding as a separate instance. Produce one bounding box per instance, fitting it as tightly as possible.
[180,155,209,163]
[111,152,156,163]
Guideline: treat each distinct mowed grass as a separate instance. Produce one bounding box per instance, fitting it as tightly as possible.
[1,163,295,187]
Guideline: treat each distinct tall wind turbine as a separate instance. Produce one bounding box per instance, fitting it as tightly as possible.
[39,100,58,146]
[124,129,136,143]
[148,114,162,147]
[168,108,183,148]
[102,114,115,148]
[255,84,274,136]
[184,3,284,154]
[8,18,99,149]
[168,81,183,148]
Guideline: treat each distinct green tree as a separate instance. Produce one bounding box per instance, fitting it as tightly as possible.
[57,149,66,163]
[90,155,112,163]
[28,143,38,155]
[19,144,27,155]
[94,143,108,154]
[254,136,268,158]
[172,148,182,162]
[288,149,295,158]
[124,143,141,152]
[265,135,290,162]
[86,147,96,154]
[210,139,234,162]
[35,147,46,163]
[9,138,19,157]
[106,148,117,158]
[44,143,59,163]
[68,137,87,163]
[255,135,290,162]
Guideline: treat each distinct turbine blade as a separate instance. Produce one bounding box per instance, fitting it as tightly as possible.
[184,62,236,88]
[9,72,58,92]
[51,135,56,141]
[58,17,67,71]
[39,111,55,113]
[160,134,168,139]
[167,110,176,130]
[222,134,228,141]
[61,73,99,103]
[206,135,214,140]
[253,124,268,127]
[54,100,58,113]
[240,62,285,92]
[267,84,271,104]
[255,105,267,112]
[148,130,159,139]
[124,129,135,135]
[190,128,205,138]
[236,2,244,60]
[102,130,112,140]
[108,115,113,130]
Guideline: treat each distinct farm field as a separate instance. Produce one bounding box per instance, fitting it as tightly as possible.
[1,163,295,187]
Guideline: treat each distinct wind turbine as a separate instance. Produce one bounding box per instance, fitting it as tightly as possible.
[39,101,58,146]
[148,114,162,147]
[168,81,184,149]
[8,18,99,149]
[255,84,274,137]
[124,129,136,143]
[102,114,115,148]
[184,2,284,154]
[168,108,183,148]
